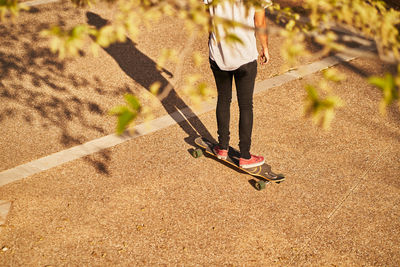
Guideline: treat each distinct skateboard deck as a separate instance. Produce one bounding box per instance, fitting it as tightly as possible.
[193,137,285,190]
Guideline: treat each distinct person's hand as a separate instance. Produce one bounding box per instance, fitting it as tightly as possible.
[259,47,270,65]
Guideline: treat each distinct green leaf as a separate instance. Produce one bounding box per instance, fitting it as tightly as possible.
[304,84,344,129]
[124,94,141,111]
[285,20,296,31]
[323,68,346,82]
[306,85,318,101]
[225,33,244,45]
[368,75,391,90]
[368,73,398,113]
[96,26,114,47]
[116,110,136,135]
[149,82,161,95]
[109,94,141,134]
[109,105,129,115]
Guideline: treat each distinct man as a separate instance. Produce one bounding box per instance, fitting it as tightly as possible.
[205,0,272,168]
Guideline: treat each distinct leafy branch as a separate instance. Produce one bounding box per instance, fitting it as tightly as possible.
[2,0,400,131]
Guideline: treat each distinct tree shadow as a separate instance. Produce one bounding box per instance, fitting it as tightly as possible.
[86,12,216,146]
[0,5,121,175]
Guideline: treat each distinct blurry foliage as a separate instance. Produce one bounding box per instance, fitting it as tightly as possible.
[300,0,400,124]
[0,0,27,20]
[1,0,400,132]
[182,74,212,107]
[304,68,345,129]
[109,93,141,134]
[273,0,400,128]
[368,64,400,115]
[41,25,96,58]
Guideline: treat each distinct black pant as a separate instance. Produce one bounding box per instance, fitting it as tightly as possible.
[210,59,257,159]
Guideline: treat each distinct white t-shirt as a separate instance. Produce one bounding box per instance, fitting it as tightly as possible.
[205,0,272,71]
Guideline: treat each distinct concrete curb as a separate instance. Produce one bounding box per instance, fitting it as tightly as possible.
[0,51,359,187]
[0,200,11,226]
[23,0,60,7]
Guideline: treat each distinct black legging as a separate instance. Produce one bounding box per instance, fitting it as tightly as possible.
[210,59,257,159]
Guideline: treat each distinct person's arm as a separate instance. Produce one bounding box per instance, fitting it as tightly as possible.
[254,10,269,65]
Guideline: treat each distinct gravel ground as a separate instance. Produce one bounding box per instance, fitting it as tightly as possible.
[0,1,399,265]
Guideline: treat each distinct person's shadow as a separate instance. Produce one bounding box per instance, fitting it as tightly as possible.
[86,12,215,146]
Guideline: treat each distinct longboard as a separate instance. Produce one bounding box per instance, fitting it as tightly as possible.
[193,137,285,190]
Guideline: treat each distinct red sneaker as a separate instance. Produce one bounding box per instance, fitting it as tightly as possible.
[213,145,228,160]
[239,155,265,168]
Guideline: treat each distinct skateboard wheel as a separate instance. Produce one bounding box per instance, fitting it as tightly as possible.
[192,148,203,158]
[255,181,266,190]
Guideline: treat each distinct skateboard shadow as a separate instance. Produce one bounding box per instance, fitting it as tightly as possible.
[86,12,215,146]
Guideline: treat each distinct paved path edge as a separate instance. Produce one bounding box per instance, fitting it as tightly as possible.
[0,52,358,188]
